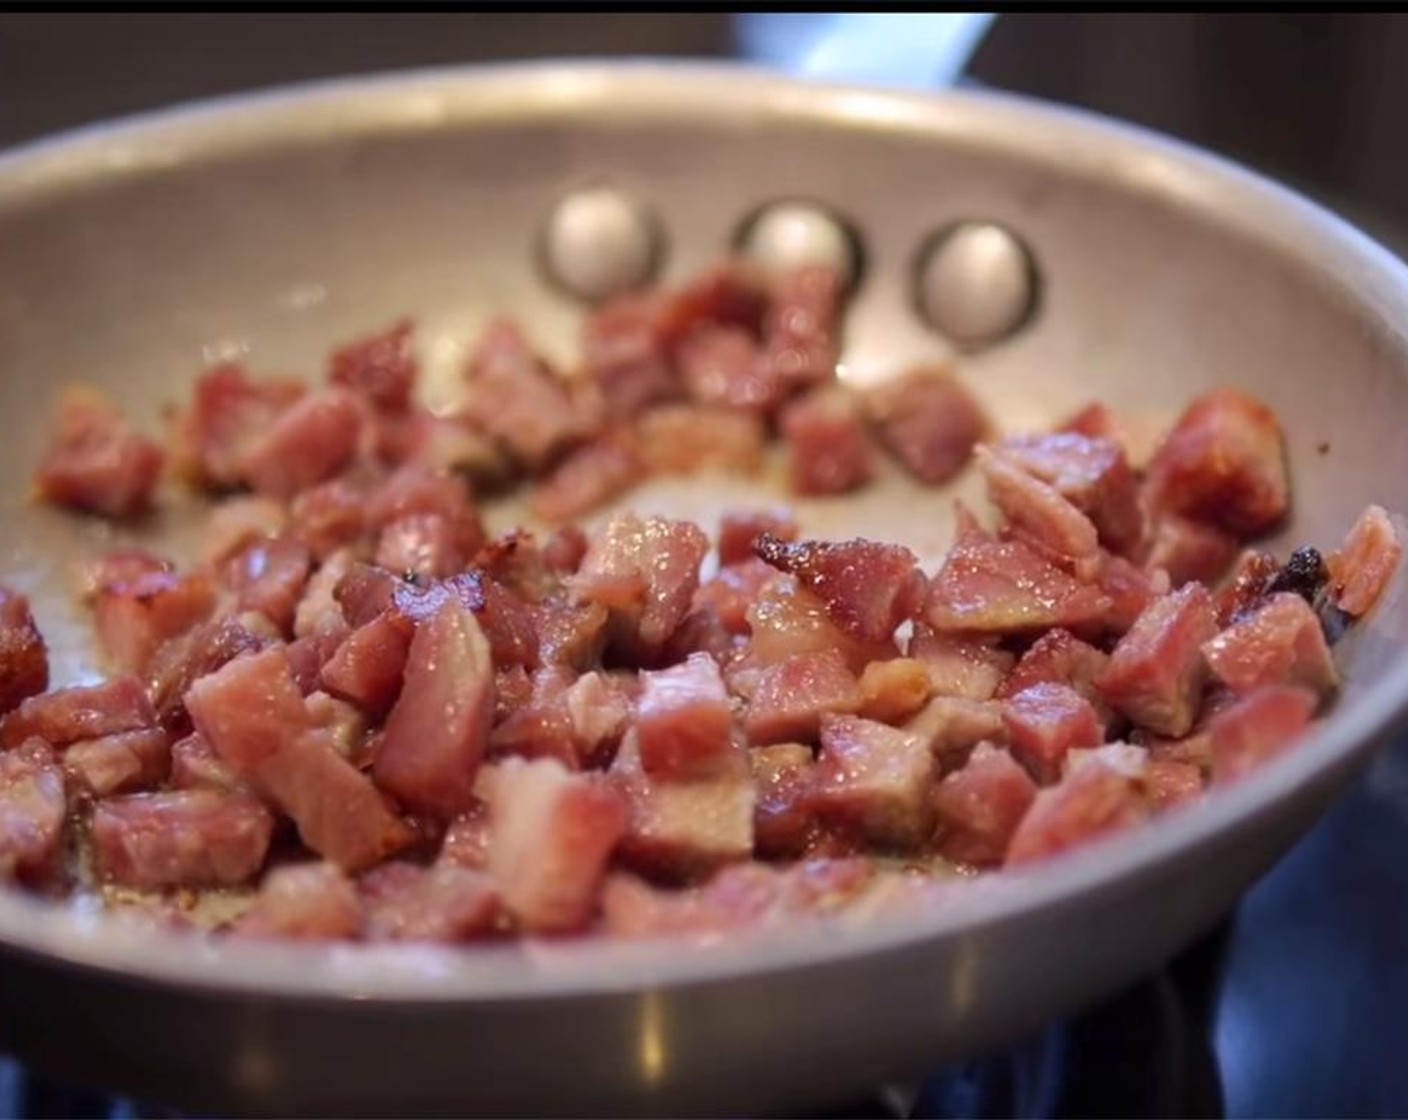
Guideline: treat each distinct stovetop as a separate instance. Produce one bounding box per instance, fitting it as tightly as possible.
[4,725,1406,1119]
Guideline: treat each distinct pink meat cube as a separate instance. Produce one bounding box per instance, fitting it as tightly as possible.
[91,789,275,889]
[779,387,875,496]
[1005,757,1150,866]
[744,649,862,745]
[0,739,65,882]
[907,628,1013,701]
[484,757,627,933]
[1203,592,1338,697]
[932,742,1038,867]
[236,862,364,941]
[636,653,735,779]
[0,587,48,717]
[239,389,365,499]
[530,429,645,523]
[1209,684,1318,785]
[1097,583,1219,737]
[864,367,987,485]
[924,511,1112,635]
[186,647,413,870]
[461,318,593,470]
[635,404,766,477]
[34,387,165,520]
[1330,504,1402,617]
[570,512,708,658]
[64,727,170,797]
[718,508,799,568]
[375,595,495,819]
[328,318,417,415]
[904,696,1006,764]
[1,676,154,750]
[977,445,1100,564]
[362,861,502,942]
[996,432,1144,556]
[612,733,755,880]
[749,743,817,858]
[1144,387,1288,537]
[1002,683,1104,784]
[1143,514,1241,588]
[808,714,935,848]
[754,533,925,646]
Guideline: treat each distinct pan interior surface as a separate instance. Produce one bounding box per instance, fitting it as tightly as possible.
[1,61,1407,1116]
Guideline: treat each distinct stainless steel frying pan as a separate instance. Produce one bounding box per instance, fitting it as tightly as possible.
[2,62,1408,1118]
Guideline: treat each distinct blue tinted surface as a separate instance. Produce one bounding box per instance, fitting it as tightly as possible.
[1215,732,1408,1118]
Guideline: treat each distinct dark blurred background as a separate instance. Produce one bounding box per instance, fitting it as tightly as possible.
[4,12,1408,246]
[3,13,1407,1120]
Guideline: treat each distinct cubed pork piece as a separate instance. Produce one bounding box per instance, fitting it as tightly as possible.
[169,733,247,793]
[484,757,627,933]
[754,533,925,646]
[239,389,365,499]
[530,428,645,523]
[761,264,842,390]
[0,677,154,750]
[677,324,779,413]
[186,647,413,870]
[864,367,987,485]
[976,445,1100,565]
[601,857,873,938]
[744,650,862,745]
[374,595,495,819]
[996,432,1144,556]
[1004,757,1150,866]
[1330,504,1402,617]
[749,743,817,858]
[0,739,65,882]
[461,318,593,470]
[1143,514,1241,588]
[907,628,1013,701]
[0,588,48,717]
[692,558,782,638]
[924,510,1112,635]
[1144,387,1288,537]
[328,319,417,415]
[635,404,767,477]
[1001,683,1104,785]
[1202,592,1338,698]
[171,363,305,488]
[611,733,754,881]
[808,714,935,849]
[34,387,165,519]
[235,862,364,941]
[997,629,1111,723]
[932,742,1037,867]
[1096,583,1218,737]
[1208,684,1318,785]
[779,387,875,496]
[579,293,679,420]
[570,512,708,659]
[636,653,735,779]
[361,861,502,942]
[90,789,274,890]
[93,568,216,675]
[904,696,1006,766]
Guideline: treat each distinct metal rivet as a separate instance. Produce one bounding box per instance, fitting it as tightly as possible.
[914,222,1038,347]
[541,186,661,302]
[736,199,862,290]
